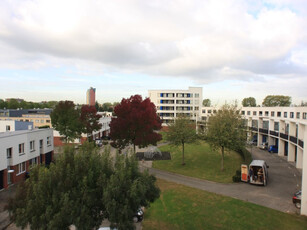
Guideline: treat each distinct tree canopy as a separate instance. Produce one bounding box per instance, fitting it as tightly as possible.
[166,115,198,165]
[262,95,291,107]
[7,143,160,230]
[80,105,102,138]
[242,97,256,107]
[206,105,246,171]
[110,95,162,153]
[50,101,83,143]
[202,99,211,107]
[0,99,58,109]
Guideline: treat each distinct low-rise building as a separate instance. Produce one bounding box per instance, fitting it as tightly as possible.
[0,128,54,190]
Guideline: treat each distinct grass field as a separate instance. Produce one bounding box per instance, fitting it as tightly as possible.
[153,141,245,183]
[143,179,307,230]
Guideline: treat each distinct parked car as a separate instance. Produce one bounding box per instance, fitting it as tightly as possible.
[133,208,144,223]
[95,139,103,147]
[247,139,257,145]
[293,190,301,209]
[268,145,278,153]
[259,142,268,150]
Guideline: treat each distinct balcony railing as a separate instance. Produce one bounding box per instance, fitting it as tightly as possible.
[280,133,289,140]
[270,130,278,137]
[298,139,304,148]
[251,127,258,131]
[290,136,298,144]
[259,128,268,134]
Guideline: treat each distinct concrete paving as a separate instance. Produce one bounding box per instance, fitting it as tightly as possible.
[139,145,302,214]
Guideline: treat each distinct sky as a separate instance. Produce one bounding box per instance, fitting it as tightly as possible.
[0,0,307,106]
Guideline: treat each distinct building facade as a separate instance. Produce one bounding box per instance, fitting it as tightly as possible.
[86,87,96,106]
[148,87,202,125]
[0,128,54,190]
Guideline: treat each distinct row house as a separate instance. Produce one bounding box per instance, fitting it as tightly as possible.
[0,128,54,190]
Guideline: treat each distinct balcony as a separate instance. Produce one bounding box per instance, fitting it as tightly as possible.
[290,136,298,144]
[269,130,279,137]
[251,127,258,131]
[298,139,304,148]
[280,133,289,140]
[259,128,268,134]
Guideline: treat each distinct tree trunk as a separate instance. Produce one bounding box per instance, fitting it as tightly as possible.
[221,146,224,171]
[133,144,136,154]
[182,141,185,165]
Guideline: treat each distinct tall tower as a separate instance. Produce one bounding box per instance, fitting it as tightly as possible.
[86,87,96,106]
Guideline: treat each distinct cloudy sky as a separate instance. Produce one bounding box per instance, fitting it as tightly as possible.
[0,0,306,105]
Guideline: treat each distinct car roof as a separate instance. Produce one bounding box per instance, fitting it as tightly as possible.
[250,160,266,167]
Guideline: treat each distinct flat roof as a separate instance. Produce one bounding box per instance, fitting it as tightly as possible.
[0,128,53,138]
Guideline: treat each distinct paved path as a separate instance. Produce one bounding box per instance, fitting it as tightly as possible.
[140,145,302,214]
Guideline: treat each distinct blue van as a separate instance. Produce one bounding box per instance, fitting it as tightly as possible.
[268,145,278,153]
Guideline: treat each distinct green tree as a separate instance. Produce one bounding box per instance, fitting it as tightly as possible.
[206,105,246,171]
[166,116,198,165]
[7,143,160,230]
[262,95,291,107]
[0,99,7,109]
[7,99,19,109]
[242,97,256,107]
[102,102,113,112]
[202,99,211,107]
[50,101,83,143]
[104,154,160,230]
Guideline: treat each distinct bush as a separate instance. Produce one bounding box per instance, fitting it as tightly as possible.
[232,175,241,182]
[232,169,241,182]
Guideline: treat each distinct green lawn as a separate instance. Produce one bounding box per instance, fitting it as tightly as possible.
[153,141,245,183]
[143,179,307,230]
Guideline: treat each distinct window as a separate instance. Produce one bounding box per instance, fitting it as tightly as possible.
[6,125,10,131]
[259,111,263,116]
[47,136,51,146]
[284,112,287,118]
[297,112,300,119]
[46,120,51,123]
[7,148,12,158]
[194,106,199,111]
[30,140,35,151]
[241,111,245,115]
[253,111,257,116]
[35,120,39,123]
[277,112,281,117]
[194,93,199,98]
[265,111,269,116]
[29,158,37,168]
[247,111,251,115]
[290,112,294,118]
[41,120,44,123]
[303,113,307,120]
[202,109,206,113]
[271,111,275,117]
[274,122,279,131]
[18,162,26,174]
[19,143,25,155]
[208,110,212,114]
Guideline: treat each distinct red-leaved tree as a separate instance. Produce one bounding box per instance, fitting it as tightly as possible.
[110,95,162,153]
[80,105,102,140]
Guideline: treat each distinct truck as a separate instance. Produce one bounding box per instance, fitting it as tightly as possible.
[241,160,269,186]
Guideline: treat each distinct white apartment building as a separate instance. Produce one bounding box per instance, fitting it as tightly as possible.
[148,87,203,125]
[0,128,54,189]
[201,106,307,215]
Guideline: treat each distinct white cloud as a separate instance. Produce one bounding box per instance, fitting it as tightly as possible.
[0,0,306,100]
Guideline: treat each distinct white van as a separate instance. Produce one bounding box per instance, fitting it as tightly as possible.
[241,160,269,186]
